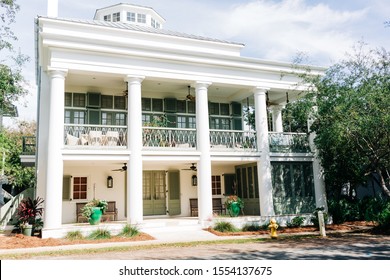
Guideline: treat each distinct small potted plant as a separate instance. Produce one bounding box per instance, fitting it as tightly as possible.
[224,195,244,217]
[16,197,44,236]
[81,199,108,225]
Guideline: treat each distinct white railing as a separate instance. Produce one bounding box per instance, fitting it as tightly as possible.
[142,127,197,149]
[64,124,127,147]
[210,130,257,151]
[269,132,311,153]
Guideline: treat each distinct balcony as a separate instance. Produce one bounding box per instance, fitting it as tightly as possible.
[269,132,311,153]
[210,129,256,151]
[142,127,196,149]
[64,124,127,147]
[22,136,36,155]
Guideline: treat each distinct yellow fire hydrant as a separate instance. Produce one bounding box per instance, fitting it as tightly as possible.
[268,218,278,239]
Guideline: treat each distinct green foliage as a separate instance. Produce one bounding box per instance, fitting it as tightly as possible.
[66,231,84,240]
[328,199,360,224]
[213,221,238,232]
[242,223,261,231]
[0,0,19,51]
[286,216,306,228]
[88,228,111,240]
[81,199,108,218]
[118,224,140,237]
[377,202,390,229]
[295,43,390,198]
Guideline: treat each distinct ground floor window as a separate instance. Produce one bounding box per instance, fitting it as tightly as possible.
[73,176,87,200]
[211,175,221,195]
[271,162,315,215]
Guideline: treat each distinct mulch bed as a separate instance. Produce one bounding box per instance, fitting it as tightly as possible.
[206,221,378,236]
[0,233,155,249]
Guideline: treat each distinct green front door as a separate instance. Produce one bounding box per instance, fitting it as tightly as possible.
[143,171,167,216]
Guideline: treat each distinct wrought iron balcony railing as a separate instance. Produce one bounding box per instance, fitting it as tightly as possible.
[22,136,36,155]
[209,129,257,151]
[269,132,311,153]
[64,124,127,147]
[142,127,197,149]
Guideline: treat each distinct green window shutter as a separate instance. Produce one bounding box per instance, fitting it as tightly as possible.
[88,110,101,124]
[232,118,242,130]
[164,98,177,112]
[224,174,236,196]
[63,175,71,200]
[87,92,101,108]
[168,171,181,215]
[166,114,176,128]
[231,102,242,116]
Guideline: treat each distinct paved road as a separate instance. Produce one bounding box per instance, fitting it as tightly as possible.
[28,233,390,260]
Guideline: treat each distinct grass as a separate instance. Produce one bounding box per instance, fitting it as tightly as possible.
[118,224,140,238]
[87,228,111,240]
[213,221,239,232]
[65,230,84,240]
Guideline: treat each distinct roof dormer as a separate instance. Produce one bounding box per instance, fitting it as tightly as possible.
[94,3,165,29]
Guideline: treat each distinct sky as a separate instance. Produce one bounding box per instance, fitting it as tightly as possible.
[3,0,390,126]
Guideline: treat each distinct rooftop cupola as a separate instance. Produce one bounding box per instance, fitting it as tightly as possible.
[94,3,165,29]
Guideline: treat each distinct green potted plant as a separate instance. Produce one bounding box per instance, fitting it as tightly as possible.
[16,197,44,236]
[224,195,244,217]
[81,199,108,225]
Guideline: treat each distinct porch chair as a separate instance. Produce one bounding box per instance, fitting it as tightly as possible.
[88,130,103,146]
[189,198,198,217]
[101,201,118,221]
[104,131,119,146]
[66,133,79,146]
[76,202,88,223]
[212,198,225,215]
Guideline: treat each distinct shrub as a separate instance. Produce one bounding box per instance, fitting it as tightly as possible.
[88,228,111,240]
[377,201,390,229]
[286,216,305,228]
[359,197,386,222]
[328,198,360,224]
[118,224,140,237]
[66,230,84,240]
[242,223,261,231]
[213,221,238,232]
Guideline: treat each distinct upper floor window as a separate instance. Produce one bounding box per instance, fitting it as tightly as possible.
[151,18,156,28]
[113,12,120,22]
[103,14,111,22]
[137,13,146,23]
[127,12,136,22]
[65,92,86,108]
[155,22,161,29]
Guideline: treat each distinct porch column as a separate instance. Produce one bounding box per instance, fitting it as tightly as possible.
[254,87,275,216]
[125,75,145,224]
[308,113,328,211]
[271,105,284,132]
[44,69,67,230]
[195,81,213,224]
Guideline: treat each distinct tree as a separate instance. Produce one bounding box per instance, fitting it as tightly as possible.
[1,0,29,129]
[295,43,390,199]
[0,120,36,194]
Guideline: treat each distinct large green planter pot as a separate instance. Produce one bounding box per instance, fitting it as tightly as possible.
[89,207,102,225]
[22,224,33,236]
[228,202,241,217]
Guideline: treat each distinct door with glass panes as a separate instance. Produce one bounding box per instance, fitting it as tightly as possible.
[143,171,166,215]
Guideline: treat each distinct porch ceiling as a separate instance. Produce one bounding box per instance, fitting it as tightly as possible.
[64,71,293,104]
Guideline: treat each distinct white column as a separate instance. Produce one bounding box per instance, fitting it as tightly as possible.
[47,0,58,17]
[254,87,275,216]
[195,82,213,224]
[125,75,144,224]
[44,69,67,230]
[271,105,284,132]
[308,115,328,211]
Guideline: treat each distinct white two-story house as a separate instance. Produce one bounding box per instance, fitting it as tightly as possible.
[32,2,327,238]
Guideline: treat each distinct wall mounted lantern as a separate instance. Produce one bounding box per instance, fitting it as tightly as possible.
[191,175,197,186]
[107,176,113,188]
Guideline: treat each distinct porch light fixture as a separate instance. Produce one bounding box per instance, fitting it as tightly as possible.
[191,175,197,186]
[107,176,113,188]
[186,86,195,102]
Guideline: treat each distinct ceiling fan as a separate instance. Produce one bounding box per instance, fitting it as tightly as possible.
[181,163,197,171]
[112,163,127,172]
